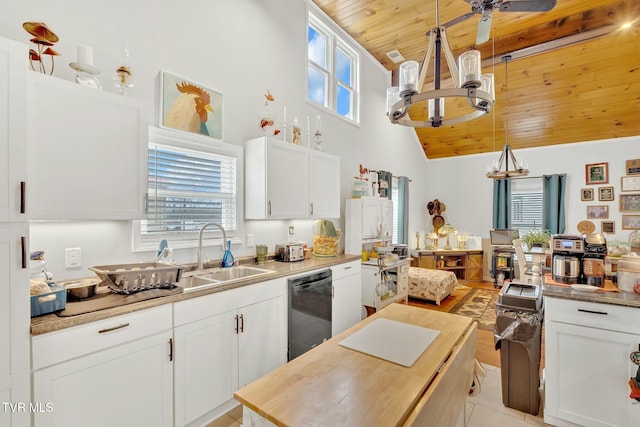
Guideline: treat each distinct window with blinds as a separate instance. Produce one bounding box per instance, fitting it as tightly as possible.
[142,143,237,240]
[511,178,543,234]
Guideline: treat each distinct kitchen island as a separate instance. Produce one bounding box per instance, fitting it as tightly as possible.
[543,282,640,427]
[234,303,477,427]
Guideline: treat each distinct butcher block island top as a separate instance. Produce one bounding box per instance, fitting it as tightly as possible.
[234,304,477,427]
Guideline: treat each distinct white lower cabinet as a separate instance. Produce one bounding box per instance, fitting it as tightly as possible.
[173,278,286,427]
[31,305,173,427]
[331,260,362,336]
[545,297,640,427]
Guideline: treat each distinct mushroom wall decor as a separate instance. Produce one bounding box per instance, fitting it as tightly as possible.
[23,22,60,75]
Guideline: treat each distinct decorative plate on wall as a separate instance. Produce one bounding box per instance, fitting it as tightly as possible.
[577,220,596,234]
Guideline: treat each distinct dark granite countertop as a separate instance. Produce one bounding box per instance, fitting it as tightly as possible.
[542,282,640,309]
[31,253,361,336]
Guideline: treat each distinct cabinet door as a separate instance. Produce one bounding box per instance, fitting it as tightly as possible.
[466,252,484,282]
[361,198,382,238]
[413,254,436,269]
[265,141,309,218]
[360,265,380,308]
[238,296,286,388]
[396,262,409,297]
[174,310,239,426]
[545,321,640,427]
[309,150,340,218]
[0,38,27,222]
[33,330,173,427]
[332,266,362,337]
[28,72,146,220]
[0,224,29,427]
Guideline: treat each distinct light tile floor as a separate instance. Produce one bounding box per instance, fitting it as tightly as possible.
[207,364,553,427]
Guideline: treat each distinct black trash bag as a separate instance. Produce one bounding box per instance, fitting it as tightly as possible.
[494,308,544,361]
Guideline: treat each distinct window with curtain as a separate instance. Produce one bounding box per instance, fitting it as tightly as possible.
[307,7,360,122]
[493,174,566,235]
[134,128,241,250]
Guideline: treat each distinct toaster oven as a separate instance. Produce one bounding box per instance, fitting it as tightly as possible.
[275,243,305,262]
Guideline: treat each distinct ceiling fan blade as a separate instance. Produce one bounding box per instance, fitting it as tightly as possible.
[499,0,557,13]
[442,11,477,28]
[476,13,492,45]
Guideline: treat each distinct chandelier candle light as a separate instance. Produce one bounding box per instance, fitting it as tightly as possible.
[486,55,529,179]
[386,0,495,128]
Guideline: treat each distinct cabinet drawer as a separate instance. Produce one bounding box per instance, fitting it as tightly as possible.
[331,260,361,281]
[545,297,640,335]
[32,304,172,370]
[174,278,284,327]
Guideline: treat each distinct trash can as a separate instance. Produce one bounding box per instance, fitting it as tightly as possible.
[494,281,544,415]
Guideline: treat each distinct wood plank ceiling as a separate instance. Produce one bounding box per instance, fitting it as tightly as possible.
[312,0,640,159]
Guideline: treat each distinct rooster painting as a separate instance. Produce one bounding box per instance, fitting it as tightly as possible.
[161,72,222,139]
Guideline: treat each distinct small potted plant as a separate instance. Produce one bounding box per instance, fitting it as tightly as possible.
[521,229,552,251]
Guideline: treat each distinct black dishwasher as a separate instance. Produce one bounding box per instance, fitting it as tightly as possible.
[288,269,332,361]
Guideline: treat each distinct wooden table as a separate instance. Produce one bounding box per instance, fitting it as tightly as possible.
[234,304,477,427]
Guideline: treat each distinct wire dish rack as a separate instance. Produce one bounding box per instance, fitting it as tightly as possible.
[89,262,185,294]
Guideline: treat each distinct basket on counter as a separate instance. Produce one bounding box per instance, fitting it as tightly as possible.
[89,262,185,294]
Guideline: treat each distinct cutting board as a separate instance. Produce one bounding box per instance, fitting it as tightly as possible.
[339,318,440,367]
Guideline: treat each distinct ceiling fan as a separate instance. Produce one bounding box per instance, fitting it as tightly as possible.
[444,0,557,45]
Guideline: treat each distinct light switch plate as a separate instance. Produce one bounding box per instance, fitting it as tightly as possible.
[246,234,255,248]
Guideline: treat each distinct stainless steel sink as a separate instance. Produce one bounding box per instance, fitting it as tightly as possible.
[179,266,275,291]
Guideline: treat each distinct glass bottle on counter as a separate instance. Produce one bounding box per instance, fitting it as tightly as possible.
[222,240,235,268]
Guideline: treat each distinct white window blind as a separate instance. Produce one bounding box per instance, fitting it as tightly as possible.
[143,143,237,238]
[511,178,543,234]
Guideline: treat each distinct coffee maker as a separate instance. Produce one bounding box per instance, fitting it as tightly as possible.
[551,234,584,284]
[582,233,607,287]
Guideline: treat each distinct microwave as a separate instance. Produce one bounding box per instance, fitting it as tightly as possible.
[275,243,305,262]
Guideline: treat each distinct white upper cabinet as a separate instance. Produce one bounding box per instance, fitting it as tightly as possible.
[0,37,28,222]
[245,137,340,219]
[309,150,340,218]
[27,72,147,220]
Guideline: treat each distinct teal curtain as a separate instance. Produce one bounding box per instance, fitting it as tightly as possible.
[492,179,512,229]
[396,176,410,244]
[377,171,393,199]
[543,174,567,234]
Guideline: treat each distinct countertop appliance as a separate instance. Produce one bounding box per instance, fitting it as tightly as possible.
[276,243,305,262]
[582,233,607,287]
[288,269,332,361]
[551,234,584,284]
[392,244,409,259]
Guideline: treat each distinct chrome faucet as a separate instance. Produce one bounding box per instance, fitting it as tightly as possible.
[197,222,227,270]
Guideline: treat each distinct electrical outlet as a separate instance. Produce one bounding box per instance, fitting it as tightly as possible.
[65,247,82,269]
[246,234,255,248]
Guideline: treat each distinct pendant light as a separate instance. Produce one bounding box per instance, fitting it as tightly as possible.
[386,0,495,128]
[486,55,528,179]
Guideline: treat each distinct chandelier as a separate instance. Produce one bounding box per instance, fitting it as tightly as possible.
[386,0,495,128]
[486,55,529,179]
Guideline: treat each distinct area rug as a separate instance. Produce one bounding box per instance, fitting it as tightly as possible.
[448,287,500,331]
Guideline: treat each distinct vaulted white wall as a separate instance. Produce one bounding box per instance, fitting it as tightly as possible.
[3,1,638,280]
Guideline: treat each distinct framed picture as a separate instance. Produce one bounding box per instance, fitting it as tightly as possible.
[585,162,609,185]
[620,193,640,212]
[622,215,640,230]
[159,70,223,140]
[626,159,640,175]
[581,188,594,201]
[621,176,640,192]
[598,186,614,201]
[601,221,615,234]
[586,205,609,219]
